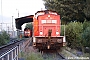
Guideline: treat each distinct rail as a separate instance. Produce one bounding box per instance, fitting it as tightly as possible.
[57,51,66,59]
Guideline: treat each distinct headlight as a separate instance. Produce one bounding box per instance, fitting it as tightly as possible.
[48,15,50,17]
[33,37,36,42]
[40,32,43,35]
[56,32,59,35]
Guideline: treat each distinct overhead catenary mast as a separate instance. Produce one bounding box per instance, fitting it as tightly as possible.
[12,16,14,37]
[16,9,19,17]
[1,0,3,31]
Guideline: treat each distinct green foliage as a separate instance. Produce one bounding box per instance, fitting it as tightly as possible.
[62,21,90,49]
[43,0,90,24]
[25,23,33,30]
[65,22,83,48]
[82,21,90,47]
[0,31,10,46]
[61,25,64,36]
[25,52,43,60]
[83,21,90,31]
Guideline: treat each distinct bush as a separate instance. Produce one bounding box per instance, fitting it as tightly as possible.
[65,22,83,48]
[82,21,90,47]
[61,25,64,36]
[0,31,10,46]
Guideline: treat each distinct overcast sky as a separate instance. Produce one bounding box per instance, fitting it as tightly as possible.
[0,0,45,31]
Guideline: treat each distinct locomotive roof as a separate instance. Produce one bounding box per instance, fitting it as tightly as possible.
[35,10,58,15]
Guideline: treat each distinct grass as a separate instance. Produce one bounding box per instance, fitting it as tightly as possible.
[19,50,57,60]
[61,47,90,60]
[19,51,44,60]
[83,53,90,57]
[18,51,25,58]
[25,52,43,60]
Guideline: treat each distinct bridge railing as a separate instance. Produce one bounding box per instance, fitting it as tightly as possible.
[0,42,24,60]
[0,38,31,60]
[0,46,18,60]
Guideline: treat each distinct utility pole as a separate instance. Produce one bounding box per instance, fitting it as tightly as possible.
[12,16,14,38]
[0,23,2,31]
[16,9,19,17]
[64,25,65,36]
[7,26,9,34]
[16,9,21,38]
[1,0,3,31]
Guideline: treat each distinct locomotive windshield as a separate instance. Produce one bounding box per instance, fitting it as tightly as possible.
[41,20,57,24]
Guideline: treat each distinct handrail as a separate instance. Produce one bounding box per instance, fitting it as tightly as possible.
[0,46,17,58]
[0,38,32,60]
[0,46,18,60]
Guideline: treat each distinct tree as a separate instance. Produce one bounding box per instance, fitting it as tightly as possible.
[65,22,83,48]
[0,31,10,46]
[84,0,90,21]
[82,27,90,47]
[61,25,64,36]
[25,23,33,30]
[82,21,90,47]
[43,0,89,24]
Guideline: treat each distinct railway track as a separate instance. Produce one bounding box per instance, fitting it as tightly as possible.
[56,51,66,59]
[42,49,66,60]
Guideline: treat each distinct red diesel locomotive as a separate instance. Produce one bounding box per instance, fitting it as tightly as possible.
[33,10,66,49]
[24,28,32,38]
